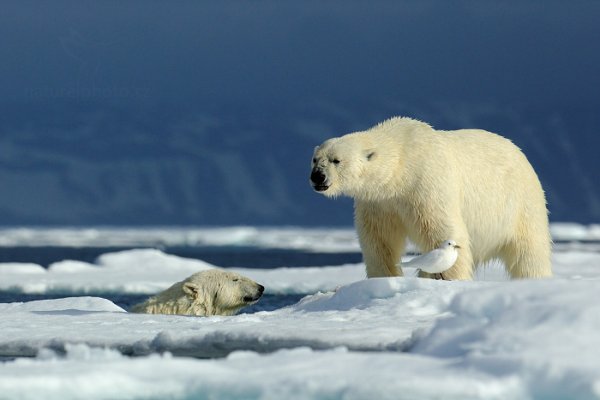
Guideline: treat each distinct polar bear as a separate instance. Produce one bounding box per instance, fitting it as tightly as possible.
[131,269,265,316]
[310,117,552,280]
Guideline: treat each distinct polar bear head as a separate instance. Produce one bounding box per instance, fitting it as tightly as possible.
[310,133,379,199]
[132,269,265,316]
[181,270,265,316]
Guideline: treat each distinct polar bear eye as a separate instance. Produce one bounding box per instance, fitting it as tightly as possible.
[332,159,340,164]
[232,278,239,282]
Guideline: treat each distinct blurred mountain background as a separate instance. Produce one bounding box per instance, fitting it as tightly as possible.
[1,1,598,226]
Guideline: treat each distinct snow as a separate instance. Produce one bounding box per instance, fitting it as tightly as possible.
[0,277,466,358]
[0,296,124,313]
[3,274,600,399]
[550,222,600,241]
[0,223,597,251]
[0,226,361,252]
[0,345,525,400]
[412,279,600,399]
[1,226,600,399]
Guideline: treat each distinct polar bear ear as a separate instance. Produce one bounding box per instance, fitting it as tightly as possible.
[183,281,215,315]
[365,150,376,161]
[183,282,200,299]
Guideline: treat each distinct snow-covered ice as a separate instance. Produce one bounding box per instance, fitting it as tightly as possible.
[0,226,362,253]
[0,277,475,358]
[0,248,366,295]
[1,224,600,399]
[2,273,600,399]
[0,223,597,251]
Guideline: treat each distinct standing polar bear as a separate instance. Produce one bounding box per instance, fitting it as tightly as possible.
[131,269,264,316]
[310,117,552,280]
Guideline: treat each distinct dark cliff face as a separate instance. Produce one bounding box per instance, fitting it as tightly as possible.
[0,1,598,226]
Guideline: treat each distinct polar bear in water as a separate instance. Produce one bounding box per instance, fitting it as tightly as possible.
[131,269,264,316]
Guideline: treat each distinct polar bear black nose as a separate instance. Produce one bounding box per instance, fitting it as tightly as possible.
[311,169,326,185]
[258,284,265,293]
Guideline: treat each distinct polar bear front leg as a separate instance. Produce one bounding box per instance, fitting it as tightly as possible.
[355,203,405,278]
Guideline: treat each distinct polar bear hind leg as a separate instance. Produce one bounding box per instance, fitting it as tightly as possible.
[500,220,552,279]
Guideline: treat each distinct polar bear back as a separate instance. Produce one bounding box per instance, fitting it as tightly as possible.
[404,124,545,263]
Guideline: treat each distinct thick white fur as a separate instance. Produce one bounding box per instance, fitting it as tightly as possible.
[312,117,552,280]
[131,269,264,316]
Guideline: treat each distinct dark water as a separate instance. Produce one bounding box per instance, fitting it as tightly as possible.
[0,246,358,311]
[0,246,362,269]
[0,292,305,314]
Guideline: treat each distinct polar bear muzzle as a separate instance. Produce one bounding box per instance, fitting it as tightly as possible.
[243,284,265,303]
[310,168,329,191]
